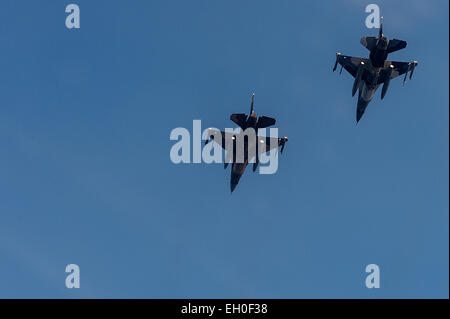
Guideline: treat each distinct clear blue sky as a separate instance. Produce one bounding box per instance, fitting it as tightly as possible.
[0,0,448,298]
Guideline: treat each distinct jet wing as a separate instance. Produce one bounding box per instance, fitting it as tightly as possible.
[335,54,370,78]
[387,39,407,54]
[256,136,286,153]
[378,60,418,83]
[206,129,233,150]
[206,129,284,153]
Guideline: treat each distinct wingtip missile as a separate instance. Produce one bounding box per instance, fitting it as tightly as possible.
[280,137,288,154]
[333,52,341,72]
[409,61,418,80]
[379,16,384,38]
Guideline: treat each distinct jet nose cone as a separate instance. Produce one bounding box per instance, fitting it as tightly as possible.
[230,182,238,193]
[356,109,364,123]
[356,99,369,123]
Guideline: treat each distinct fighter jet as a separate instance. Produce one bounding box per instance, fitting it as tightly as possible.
[205,94,288,192]
[333,17,418,122]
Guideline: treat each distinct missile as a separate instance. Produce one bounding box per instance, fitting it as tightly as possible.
[333,53,341,72]
[280,137,288,154]
[381,78,391,100]
[409,61,418,80]
[381,65,393,100]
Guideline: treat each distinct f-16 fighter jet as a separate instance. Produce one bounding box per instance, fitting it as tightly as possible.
[205,94,288,192]
[333,17,418,122]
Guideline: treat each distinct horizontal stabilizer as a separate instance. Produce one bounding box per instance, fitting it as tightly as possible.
[360,36,378,51]
[257,116,276,129]
[387,39,407,54]
[230,113,247,129]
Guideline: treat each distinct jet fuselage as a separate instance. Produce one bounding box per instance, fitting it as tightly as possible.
[229,136,253,192]
[230,162,248,192]
[241,113,258,131]
[369,36,389,68]
[356,64,383,122]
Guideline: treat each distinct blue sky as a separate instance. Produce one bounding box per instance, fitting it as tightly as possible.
[0,0,448,298]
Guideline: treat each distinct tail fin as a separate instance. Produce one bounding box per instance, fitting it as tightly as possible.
[379,16,383,38]
[250,93,255,114]
[360,16,384,51]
